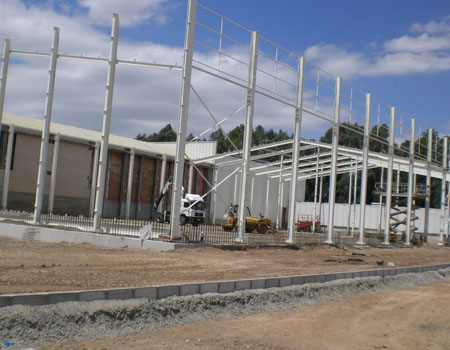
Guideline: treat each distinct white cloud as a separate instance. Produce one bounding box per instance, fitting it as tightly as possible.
[410,16,450,34]
[384,33,450,52]
[78,0,170,27]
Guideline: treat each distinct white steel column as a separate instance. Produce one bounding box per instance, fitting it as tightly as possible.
[33,27,59,224]
[0,39,11,136]
[286,57,305,243]
[1,124,14,210]
[48,133,60,214]
[170,0,197,238]
[93,14,119,230]
[312,149,320,232]
[276,153,285,230]
[236,31,259,242]
[188,161,194,194]
[378,167,384,235]
[233,171,239,204]
[326,77,342,244]
[424,128,432,243]
[346,166,353,235]
[211,165,218,224]
[89,141,100,217]
[405,119,415,246]
[357,93,371,245]
[250,174,255,211]
[158,155,167,211]
[439,137,447,245]
[351,159,358,236]
[383,107,396,245]
[125,148,135,219]
[265,176,270,218]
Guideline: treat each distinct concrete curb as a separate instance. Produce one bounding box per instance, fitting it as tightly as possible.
[1,263,449,307]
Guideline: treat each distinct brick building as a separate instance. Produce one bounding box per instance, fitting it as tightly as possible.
[0,114,216,220]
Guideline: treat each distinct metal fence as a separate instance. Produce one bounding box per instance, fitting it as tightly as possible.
[0,209,391,247]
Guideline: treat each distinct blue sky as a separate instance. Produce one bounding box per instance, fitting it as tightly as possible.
[1,0,450,140]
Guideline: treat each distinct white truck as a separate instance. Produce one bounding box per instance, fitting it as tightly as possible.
[154,176,206,226]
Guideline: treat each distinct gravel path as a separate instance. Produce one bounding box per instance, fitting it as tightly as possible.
[1,268,449,349]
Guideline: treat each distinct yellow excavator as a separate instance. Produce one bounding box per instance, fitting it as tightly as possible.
[221,204,274,234]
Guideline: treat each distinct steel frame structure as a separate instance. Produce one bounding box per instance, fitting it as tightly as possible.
[0,0,449,245]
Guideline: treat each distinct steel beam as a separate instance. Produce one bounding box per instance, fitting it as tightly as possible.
[312,149,320,232]
[93,14,119,230]
[439,136,447,245]
[33,27,59,224]
[357,93,371,244]
[347,165,353,235]
[286,57,305,244]
[236,31,259,243]
[211,165,218,224]
[265,176,270,218]
[383,107,396,245]
[276,153,285,230]
[351,159,358,236]
[48,133,60,214]
[378,167,384,235]
[170,0,197,238]
[125,148,135,219]
[250,174,255,212]
[1,124,14,210]
[188,161,194,194]
[405,119,415,246]
[326,77,342,244]
[158,155,167,212]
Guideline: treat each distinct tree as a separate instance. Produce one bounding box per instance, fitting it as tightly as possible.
[136,124,176,142]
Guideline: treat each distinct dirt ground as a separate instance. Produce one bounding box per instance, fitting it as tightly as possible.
[1,236,449,293]
[44,280,450,350]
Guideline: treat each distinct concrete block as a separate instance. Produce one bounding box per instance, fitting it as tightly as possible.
[48,291,80,304]
[251,279,266,289]
[134,287,157,299]
[13,293,49,306]
[315,275,325,283]
[323,273,337,282]
[335,273,345,280]
[353,271,362,278]
[360,271,369,277]
[377,269,385,277]
[368,270,377,277]
[279,277,292,287]
[79,290,107,302]
[291,276,305,285]
[218,281,235,293]
[266,278,280,288]
[343,272,353,279]
[0,295,12,307]
[200,283,218,294]
[235,280,251,291]
[108,288,134,300]
[180,284,200,296]
[157,285,179,299]
[304,275,316,284]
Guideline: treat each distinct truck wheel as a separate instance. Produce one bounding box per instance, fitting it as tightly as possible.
[256,222,268,234]
[180,215,187,226]
[155,213,163,223]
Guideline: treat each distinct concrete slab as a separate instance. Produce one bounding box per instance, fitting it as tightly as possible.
[0,295,12,307]
[108,288,134,300]
[134,287,157,299]
[79,290,107,302]
[48,291,80,304]
[218,281,235,293]
[200,283,219,294]
[157,285,179,299]
[251,279,266,289]
[235,280,251,291]
[12,293,49,306]
[266,278,280,288]
[279,277,292,287]
[180,284,200,296]
[291,276,305,285]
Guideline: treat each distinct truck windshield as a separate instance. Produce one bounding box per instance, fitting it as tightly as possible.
[191,201,205,211]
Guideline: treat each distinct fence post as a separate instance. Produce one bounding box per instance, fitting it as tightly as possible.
[93,14,119,230]
[286,56,305,244]
[1,124,14,210]
[357,93,371,245]
[236,30,259,243]
[326,76,341,244]
[48,133,60,214]
[405,118,415,246]
[383,107,395,245]
[170,0,197,239]
[33,27,59,224]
